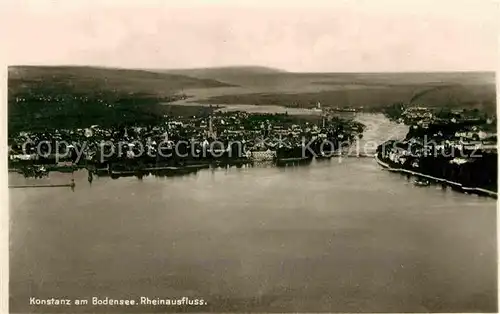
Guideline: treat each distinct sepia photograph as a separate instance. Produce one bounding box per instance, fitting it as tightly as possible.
[2,0,499,312]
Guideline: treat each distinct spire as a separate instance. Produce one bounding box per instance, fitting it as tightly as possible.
[209,115,214,138]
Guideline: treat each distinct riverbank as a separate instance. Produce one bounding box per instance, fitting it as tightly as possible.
[375,154,497,198]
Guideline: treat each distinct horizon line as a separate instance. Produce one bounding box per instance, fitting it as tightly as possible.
[7,64,497,74]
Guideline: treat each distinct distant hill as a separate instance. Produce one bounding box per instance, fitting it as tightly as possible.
[8,66,235,133]
[161,66,287,76]
[9,65,234,97]
[155,66,287,86]
[155,69,496,114]
[153,68,496,96]
[183,71,496,114]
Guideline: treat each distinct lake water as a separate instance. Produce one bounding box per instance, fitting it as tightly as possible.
[164,101,327,115]
[9,114,497,313]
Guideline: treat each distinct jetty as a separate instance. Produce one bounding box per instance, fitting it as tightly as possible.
[10,184,72,188]
[10,183,75,189]
[9,179,76,189]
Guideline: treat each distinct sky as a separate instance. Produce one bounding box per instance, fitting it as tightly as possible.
[1,0,499,72]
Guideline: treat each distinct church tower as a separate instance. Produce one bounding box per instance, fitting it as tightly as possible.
[208,115,216,139]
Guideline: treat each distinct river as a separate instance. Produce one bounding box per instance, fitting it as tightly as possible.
[9,114,497,313]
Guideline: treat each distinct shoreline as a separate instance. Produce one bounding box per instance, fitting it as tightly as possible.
[374,155,497,198]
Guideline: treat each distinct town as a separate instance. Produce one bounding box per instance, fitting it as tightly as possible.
[8,107,366,180]
[378,103,497,195]
[8,81,497,197]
